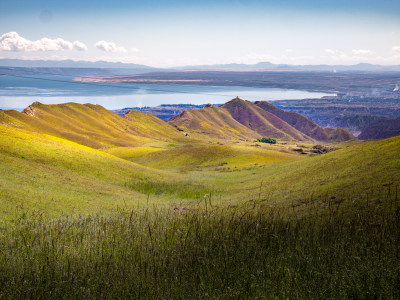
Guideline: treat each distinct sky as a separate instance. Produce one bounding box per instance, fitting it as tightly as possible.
[1,0,400,67]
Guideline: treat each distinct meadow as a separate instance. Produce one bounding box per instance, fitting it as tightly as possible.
[1,195,399,299]
[0,103,399,298]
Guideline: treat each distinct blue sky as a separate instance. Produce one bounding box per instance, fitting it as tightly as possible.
[1,0,400,67]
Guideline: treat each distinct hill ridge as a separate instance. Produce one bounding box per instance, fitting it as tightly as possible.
[170,97,354,142]
[169,103,260,140]
[0,102,184,149]
[254,100,354,142]
[221,98,313,141]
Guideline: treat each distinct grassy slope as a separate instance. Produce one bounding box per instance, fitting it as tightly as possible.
[0,124,205,222]
[0,102,184,149]
[208,135,400,208]
[123,109,185,141]
[1,134,399,298]
[1,117,399,222]
[168,104,261,140]
[221,98,313,141]
[1,109,399,298]
[106,144,297,171]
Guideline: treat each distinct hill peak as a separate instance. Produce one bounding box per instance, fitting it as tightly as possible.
[31,101,43,107]
[224,97,251,107]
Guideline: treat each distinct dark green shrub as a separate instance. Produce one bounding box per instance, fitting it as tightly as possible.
[255,137,277,144]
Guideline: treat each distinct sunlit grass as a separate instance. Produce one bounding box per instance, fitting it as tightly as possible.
[118,144,297,171]
[0,102,185,149]
[1,117,400,298]
[1,195,399,299]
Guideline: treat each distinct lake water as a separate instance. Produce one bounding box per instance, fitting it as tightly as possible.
[0,75,333,110]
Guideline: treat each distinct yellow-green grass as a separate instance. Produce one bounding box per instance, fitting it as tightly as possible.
[0,123,399,299]
[0,125,214,223]
[204,135,400,209]
[0,102,185,149]
[1,101,399,298]
[111,144,298,171]
[1,112,399,224]
[104,146,167,161]
[124,109,186,141]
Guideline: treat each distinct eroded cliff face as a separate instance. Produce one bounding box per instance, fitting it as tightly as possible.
[22,101,42,118]
[22,105,36,117]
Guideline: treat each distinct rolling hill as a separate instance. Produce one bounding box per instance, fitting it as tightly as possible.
[221,134,400,206]
[170,97,354,142]
[0,123,163,221]
[168,103,260,140]
[0,102,185,149]
[221,98,313,141]
[0,99,398,298]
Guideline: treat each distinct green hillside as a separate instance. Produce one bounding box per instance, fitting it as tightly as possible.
[0,102,184,149]
[106,144,297,171]
[0,101,397,219]
[0,124,215,222]
[213,135,400,208]
[0,101,399,299]
[1,115,398,221]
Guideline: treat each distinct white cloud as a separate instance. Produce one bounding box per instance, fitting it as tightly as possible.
[352,49,373,55]
[73,41,88,51]
[95,40,127,52]
[131,47,139,52]
[392,46,400,52]
[0,32,87,52]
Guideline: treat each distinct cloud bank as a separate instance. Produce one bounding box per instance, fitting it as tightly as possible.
[0,32,87,52]
[352,49,373,55]
[95,40,127,52]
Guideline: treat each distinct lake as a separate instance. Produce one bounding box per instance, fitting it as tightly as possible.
[0,75,334,110]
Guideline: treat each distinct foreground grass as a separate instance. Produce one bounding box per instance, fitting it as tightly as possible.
[1,195,399,299]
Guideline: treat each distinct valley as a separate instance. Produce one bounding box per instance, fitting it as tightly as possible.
[0,97,399,298]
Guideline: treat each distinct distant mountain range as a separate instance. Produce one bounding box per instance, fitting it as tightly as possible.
[1,58,400,73]
[178,62,400,72]
[0,59,160,76]
[0,59,154,69]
